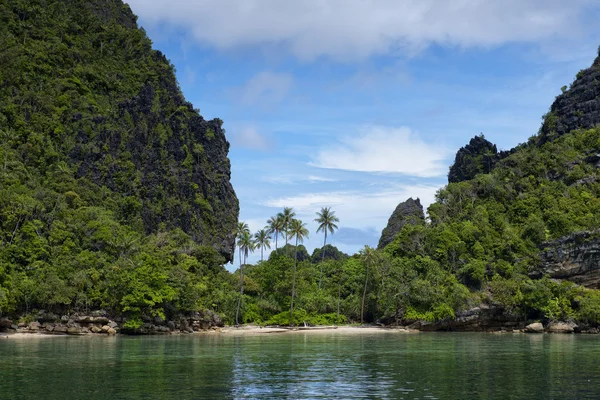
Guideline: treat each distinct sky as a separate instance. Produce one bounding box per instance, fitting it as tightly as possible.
[125,0,600,266]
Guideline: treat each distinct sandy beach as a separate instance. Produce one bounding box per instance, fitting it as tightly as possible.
[218,325,414,335]
[1,325,414,339]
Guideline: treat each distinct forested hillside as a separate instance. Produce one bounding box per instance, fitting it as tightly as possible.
[232,50,600,329]
[2,0,600,333]
[0,0,239,328]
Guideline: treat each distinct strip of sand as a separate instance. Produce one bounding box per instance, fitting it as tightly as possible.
[0,325,414,339]
[218,325,414,335]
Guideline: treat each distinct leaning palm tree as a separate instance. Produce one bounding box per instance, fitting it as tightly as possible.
[253,228,271,262]
[287,218,309,326]
[266,214,285,250]
[234,229,253,326]
[314,207,340,288]
[359,245,379,324]
[282,207,295,254]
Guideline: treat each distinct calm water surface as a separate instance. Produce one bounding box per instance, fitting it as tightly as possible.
[1,332,599,399]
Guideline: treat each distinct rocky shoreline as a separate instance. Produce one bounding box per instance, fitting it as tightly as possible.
[0,309,225,336]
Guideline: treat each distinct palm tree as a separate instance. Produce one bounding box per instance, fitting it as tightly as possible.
[359,245,379,324]
[282,207,295,254]
[235,221,250,267]
[287,218,309,326]
[314,207,340,288]
[266,214,285,250]
[235,230,255,326]
[253,228,271,261]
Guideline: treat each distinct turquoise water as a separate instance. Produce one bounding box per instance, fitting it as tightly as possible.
[1,332,599,399]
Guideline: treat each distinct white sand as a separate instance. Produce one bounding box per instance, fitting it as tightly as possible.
[218,325,415,335]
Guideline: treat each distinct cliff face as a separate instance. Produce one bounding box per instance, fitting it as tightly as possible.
[378,198,424,250]
[540,51,600,143]
[0,0,239,260]
[533,230,600,289]
[448,135,499,183]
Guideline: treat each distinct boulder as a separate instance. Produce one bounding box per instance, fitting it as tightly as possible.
[44,323,55,332]
[106,327,116,335]
[67,327,83,335]
[90,326,102,334]
[53,324,68,333]
[101,325,110,333]
[0,318,13,330]
[547,321,577,334]
[107,321,118,329]
[525,322,544,333]
[29,321,41,331]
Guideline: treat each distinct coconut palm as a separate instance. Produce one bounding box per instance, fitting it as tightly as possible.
[282,207,295,254]
[266,214,285,250]
[314,207,340,288]
[287,218,309,326]
[235,221,250,267]
[359,245,379,324]
[253,228,271,262]
[235,230,255,326]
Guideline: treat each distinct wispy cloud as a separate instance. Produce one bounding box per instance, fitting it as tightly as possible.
[263,184,440,229]
[231,126,273,151]
[128,0,597,61]
[311,126,449,177]
[232,71,293,108]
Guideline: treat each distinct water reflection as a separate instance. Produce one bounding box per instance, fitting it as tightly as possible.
[1,332,600,399]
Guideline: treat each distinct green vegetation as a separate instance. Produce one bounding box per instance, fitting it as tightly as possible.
[2,0,600,330]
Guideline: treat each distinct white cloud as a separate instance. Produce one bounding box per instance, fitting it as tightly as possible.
[311,126,449,177]
[233,71,293,107]
[231,126,272,151]
[127,0,595,61]
[307,175,336,182]
[262,184,439,229]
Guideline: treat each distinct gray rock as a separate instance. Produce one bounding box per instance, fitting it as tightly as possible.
[534,230,600,288]
[539,53,600,143]
[29,321,41,331]
[107,321,118,329]
[67,327,83,335]
[547,321,577,334]
[378,198,424,250]
[525,322,544,333]
[53,325,68,333]
[90,325,102,334]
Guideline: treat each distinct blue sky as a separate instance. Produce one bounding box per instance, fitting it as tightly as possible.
[126,0,600,265]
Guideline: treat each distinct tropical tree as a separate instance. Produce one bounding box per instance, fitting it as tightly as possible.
[235,221,250,268]
[287,218,309,325]
[359,245,379,324]
[282,207,295,253]
[314,207,340,288]
[266,214,285,250]
[254,228,271,262]
[235,230,254,325]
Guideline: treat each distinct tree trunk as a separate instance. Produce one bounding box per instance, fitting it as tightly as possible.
[235,253,244,325]
[337,281,341,322]
[361,265,369,324]
[318,231,327,289]
[290,237,298,326]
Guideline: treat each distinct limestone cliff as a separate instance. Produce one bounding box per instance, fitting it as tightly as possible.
[533,230,600,289]
[0,0,239,261]
[540,49,600,143]
[378,198,424,250]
